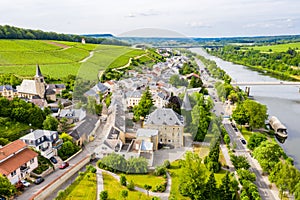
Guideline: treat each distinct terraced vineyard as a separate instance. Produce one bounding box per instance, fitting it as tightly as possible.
[0,40,144,80]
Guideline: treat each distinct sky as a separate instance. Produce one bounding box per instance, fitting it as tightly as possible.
[1,0,300,37]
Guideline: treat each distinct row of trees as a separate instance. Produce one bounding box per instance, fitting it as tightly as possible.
[209,45,300,78]
[0,25,128,46]
[97,153,148,174]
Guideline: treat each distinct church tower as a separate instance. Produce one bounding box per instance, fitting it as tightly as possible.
[34,64,46,98]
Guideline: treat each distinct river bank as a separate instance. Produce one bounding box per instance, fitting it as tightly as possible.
[190,47,300,169]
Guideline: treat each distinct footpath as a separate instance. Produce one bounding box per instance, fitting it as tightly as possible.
[96,169,171,200]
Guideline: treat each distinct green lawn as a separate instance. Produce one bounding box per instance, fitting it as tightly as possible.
[103,172,153,200]
[240,127,252,142]
[245,42,300,53]
[168,160,226,200]
[124,173,166,189]
[107,49,144,69]
[64,172,97,200]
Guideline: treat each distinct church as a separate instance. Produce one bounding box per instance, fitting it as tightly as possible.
[17,65,46,99]
[16,65,65,102]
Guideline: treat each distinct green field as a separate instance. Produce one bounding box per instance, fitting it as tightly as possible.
[245,42,300,52]
[103,172,152,200]
[124,173,166,190]
[0,40,143,80]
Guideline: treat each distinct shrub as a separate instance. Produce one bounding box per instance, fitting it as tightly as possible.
[163,160,170,169]
[154,165,166,176]
[127,180,135,191]
[152,181,167,192]
[100,190,108,200]
[86,165,97,173]
[120,174,127,186]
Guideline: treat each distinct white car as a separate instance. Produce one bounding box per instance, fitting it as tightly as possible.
[21,179,31,187]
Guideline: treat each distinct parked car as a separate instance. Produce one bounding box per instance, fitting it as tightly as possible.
[240,139,247,145]
[59,162,69,169]
[21,179,30,187]
[49,156,58,164]
[34,177,44,185]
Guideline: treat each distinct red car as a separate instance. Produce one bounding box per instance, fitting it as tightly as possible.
[59,162,69,169]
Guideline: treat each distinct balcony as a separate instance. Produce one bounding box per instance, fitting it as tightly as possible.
[52,139,63,149]
[20,165,29,173]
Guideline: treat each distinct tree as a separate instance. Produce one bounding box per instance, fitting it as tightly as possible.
[126,157,148,174]
[237,169,256,182]
[204,139,221,173]
[0,138,9,146]
[59,117,71,132]
[133,87,154,121]
[58,141,80,160]
[230,155,250,170]
[100,190,108,200]
[120,174,127,186]
[294,182,300,200]
[120,190,128,199]
[144,184,152,196]
[243,100,268,129]
[247,132,267,150]
[253,141,284,173]
[179,152,207,199]
[98,153,127,173]
[224,134,230,145]
[59,132,73,142]
[188,76,203,88]
[169,74,188,87]
[0,174,16,198]
[204,172,219,200]
[219,172,238,200]
[43,115,59,131]
[232,103,250,126]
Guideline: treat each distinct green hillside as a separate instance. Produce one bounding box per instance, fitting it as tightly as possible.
[245,42,300,53]
[0,40,143,80]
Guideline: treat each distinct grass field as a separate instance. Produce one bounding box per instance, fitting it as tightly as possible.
[103,172,152,200]
[124,173,166,189]
[245,42,300,53]
[64,172,97,200]
[0,39,143,80]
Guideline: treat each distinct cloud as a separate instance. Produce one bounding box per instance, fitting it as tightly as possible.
[244,18,297,29]
[125,9,160,18]
[186,21,212,28]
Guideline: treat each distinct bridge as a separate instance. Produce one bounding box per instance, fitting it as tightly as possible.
[231,81,300,86]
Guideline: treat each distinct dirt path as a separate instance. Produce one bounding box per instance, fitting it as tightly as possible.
[43,41,70,49]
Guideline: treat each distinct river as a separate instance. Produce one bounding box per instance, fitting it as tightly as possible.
[191,48,300,168]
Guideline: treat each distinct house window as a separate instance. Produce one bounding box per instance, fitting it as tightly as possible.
[168,140,171,143]
[11,170,16,177]
[53,134,57,139]
[30,158,34,164]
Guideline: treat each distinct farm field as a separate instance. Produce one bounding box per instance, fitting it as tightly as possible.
[245,42,300,52]
[0,40,142,80]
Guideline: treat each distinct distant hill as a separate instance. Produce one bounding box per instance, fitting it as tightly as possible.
[82,34,114,38]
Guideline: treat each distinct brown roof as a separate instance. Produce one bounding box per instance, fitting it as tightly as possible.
[0,148,38,175]
[0,140,27,160]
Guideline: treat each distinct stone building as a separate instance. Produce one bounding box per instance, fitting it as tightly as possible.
[144,108,184,148]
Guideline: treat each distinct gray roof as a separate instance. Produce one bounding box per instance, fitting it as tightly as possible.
[0,85,17,92]
[125,90,142,98]
[144,108,184,126]
[35,64,43,77]
[71,115,98,139]
[17,80,38,95]
[181,92,192,111]
[59,109,86,121]
[136,128,158,138]
[20,130,57,141]
[84,82,108,98]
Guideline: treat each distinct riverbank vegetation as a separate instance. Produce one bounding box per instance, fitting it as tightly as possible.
[207,44,300,80]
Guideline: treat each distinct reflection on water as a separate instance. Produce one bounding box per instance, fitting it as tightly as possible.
[191,48,300,169]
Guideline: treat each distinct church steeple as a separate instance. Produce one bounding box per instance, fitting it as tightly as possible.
[35,64,43,78]
[181,90,192,111]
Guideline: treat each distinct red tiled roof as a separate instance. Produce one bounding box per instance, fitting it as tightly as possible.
[0,140,27,160]
[0,148,38,176]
